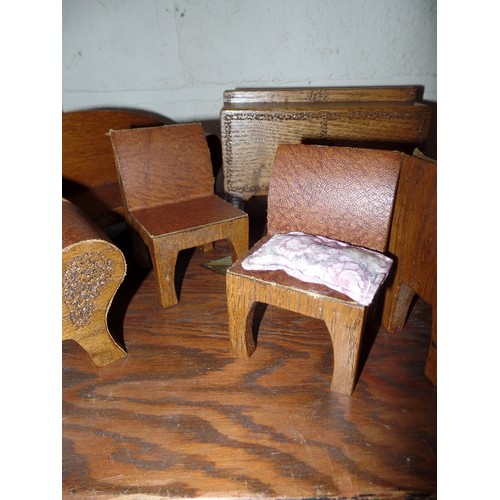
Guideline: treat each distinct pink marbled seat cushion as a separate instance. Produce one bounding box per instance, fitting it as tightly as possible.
[242,231,393,306]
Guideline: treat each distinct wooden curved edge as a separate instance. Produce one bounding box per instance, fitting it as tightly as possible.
[62,239,127,366]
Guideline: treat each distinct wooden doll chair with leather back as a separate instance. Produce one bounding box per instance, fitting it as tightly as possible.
[109,123,249,308]
[226,144,403,394]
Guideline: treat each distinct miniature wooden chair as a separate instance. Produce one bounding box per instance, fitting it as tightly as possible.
[62,198,127,366]
[109,123,249,308]
[381,150,437,385]
[226,144,403,394]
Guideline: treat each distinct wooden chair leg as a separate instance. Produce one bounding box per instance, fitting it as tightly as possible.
[424,306,437,385]
[202,242,214,252]
[384,279,437,386]
[131,230,151,269]
[226,273,257,358]
[226,218,249,261]
[382,280,416,334]
[323,303,367,395]
[150,242,179,308]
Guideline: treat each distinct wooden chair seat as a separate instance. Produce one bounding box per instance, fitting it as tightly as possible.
[110,123,249,308]
[62,198,127,366]
[226,144,403,394]
[130,195,247,236]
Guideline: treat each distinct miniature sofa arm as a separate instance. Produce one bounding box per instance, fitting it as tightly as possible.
[62,198,127,366]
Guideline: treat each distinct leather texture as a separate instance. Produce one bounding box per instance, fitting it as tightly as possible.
[110,123,215,212]
[131,195,248,237]
[267,144,403,252]
[62,198,110,249]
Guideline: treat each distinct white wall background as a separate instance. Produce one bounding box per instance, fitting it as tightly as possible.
[62,0,437,124]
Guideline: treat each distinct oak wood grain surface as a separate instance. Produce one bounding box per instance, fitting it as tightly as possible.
[63,210,436,499]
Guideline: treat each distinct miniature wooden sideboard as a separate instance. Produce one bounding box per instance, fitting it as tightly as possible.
[220,86,432,207]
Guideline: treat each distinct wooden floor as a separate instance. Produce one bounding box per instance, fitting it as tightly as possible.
[62,199,437,499]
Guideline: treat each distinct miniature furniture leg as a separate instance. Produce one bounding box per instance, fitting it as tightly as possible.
[149,240,180,308]
[383,279,437,386]
[148,216,249,308]
[226,270,366,395]
[226,272,259,358]
[425,309,437,385]
[62,316,126,367]
[323,302,367,394]
[202,242,215,252]
[383,280,416,334]
[226,217,250,263]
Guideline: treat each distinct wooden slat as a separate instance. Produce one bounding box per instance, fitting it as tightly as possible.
[223,86,420,104]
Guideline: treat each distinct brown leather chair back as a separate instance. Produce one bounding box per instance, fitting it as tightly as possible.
[267,144,403,252]
[110,123,215,212]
